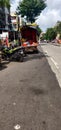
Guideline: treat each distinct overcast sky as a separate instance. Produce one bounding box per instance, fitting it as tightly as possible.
[11,0,61,31]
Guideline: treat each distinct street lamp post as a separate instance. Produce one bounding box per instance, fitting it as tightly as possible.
[18,16,21,46]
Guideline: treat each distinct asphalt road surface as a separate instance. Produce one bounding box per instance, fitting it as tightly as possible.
[40,42,61,87]
[0,47,61,130]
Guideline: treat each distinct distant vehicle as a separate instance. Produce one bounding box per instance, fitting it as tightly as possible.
[46,40,50,43]
[57,39,61,44]
[51,40,56,43]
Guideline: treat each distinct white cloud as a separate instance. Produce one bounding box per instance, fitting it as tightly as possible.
[46,0,61,10]
[11,0,61,31]
[36,0,61,31]
[36,8,61,31]
[11,0,20,13]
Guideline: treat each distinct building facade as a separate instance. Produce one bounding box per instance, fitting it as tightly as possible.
[0,7,12,32]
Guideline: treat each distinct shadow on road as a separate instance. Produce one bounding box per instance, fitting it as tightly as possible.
[24,50,49,62]
[0,61,10,71]
[29,87,45,96]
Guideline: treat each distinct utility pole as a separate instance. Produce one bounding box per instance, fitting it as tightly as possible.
[18,16,21,46]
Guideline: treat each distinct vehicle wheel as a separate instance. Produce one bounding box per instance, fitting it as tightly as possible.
[16,55,24,62]
[34,49,39,53]
[20,55,24,62]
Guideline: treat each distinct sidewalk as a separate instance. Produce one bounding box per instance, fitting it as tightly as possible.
[51,42,61,47]
[39,41,61,47]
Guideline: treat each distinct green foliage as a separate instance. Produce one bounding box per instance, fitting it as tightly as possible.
[36,26,42,36]
[54,21,61,37]
[45,28,57,41]
[16,0,46,23]
[0,0,13,9]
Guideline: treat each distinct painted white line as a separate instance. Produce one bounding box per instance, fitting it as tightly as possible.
[50,57,59,69]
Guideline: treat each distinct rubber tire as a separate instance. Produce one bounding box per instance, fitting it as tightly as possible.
[16,56,24,62]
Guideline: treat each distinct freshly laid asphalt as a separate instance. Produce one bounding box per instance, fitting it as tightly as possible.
[0,46,61,130]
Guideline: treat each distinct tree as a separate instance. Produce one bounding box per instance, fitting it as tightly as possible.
[45,28,57,41]
[36,25,42,36]
[0,0,10,9]
[0,0,13,10]
[16,0,46,23]
[54,21,61,38]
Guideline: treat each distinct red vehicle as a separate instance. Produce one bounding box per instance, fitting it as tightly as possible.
[20,25,38,52]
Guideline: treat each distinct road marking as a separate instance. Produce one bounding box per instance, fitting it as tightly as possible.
[45,50,59,69]
[14,124,21,130]
[43,49,61,88]
[50,57,59,69]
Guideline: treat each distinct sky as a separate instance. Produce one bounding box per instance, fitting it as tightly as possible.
[11,0,61,32]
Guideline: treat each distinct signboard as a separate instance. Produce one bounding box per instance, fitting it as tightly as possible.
[0,32,8,39]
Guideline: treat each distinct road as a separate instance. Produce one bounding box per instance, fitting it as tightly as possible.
[0,46,61,130]
[39,43,61,87]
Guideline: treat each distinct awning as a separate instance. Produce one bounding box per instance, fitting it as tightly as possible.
[0,28,8,31]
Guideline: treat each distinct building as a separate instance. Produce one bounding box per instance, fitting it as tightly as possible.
[0,6,12,39]
[11,13,18,31]
[0,7,6,31]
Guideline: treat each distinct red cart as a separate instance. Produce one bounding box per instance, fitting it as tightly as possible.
[20,25,38,53]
